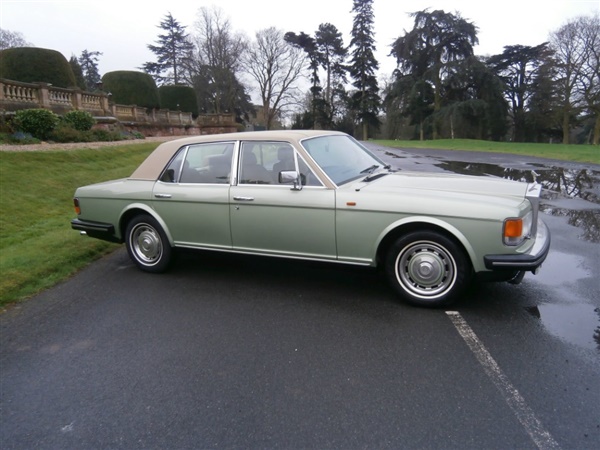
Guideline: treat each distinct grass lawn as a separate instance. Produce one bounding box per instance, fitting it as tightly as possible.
[373,139,600,165]
[0,143,157,307]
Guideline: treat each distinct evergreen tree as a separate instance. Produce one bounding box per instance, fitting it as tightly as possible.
[391,9,478,140]
[316,23,348,129]
[143,12,194,85]
[284,31,322,128]
[69,55,86,90]
[348,0,381,140]
[78,50,102,91]
[488,43,554,142]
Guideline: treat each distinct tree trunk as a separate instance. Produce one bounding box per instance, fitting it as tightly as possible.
[362,122,368,140]
[562,110,570,144]
[593,114,600,145]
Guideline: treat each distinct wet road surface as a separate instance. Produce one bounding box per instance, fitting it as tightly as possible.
[1,144,599,449]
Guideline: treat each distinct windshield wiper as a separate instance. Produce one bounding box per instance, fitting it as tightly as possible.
[360,164,380,174]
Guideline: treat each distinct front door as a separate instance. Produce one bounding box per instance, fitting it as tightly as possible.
[229,141,336,259]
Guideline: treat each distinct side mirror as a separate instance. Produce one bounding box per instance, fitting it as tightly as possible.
[279,170,302,191]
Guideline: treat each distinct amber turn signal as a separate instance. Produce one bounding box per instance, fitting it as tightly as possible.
[73,198,81,215]
[504,218,523,238]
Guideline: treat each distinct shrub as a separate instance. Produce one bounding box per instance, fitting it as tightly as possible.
[0,47,77,88]
[90,128,123,141]
[14,109,60,140]
[158,85,198,116]
[49,124,89,143]
[102,71,160,109]
[0,132,40,145]
[62,110,96,131]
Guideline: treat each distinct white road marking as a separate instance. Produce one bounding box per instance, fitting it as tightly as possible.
[446,311,561,450]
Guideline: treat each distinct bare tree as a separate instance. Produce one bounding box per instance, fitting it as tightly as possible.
[549,15,595,144]
[188,6,252,119]
[245,27,306,129]
[192,6,246,74]
[0,29,32,50]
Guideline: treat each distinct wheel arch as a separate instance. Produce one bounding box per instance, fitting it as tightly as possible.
[118,203,174,246]
[375,217,476,269]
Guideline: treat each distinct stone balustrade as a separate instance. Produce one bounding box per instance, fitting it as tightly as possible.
[0,78,198,126]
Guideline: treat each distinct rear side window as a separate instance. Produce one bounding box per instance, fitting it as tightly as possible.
[160,142,233,184]
[159,150,185,183]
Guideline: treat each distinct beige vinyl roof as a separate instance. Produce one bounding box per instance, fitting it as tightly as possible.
[130,129,346,181]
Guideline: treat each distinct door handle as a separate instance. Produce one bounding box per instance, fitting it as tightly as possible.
[233,196,254,201]
[154,193,172,199]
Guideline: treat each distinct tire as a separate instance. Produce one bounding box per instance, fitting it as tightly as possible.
[125,214,172,273]
[385,231,471,307]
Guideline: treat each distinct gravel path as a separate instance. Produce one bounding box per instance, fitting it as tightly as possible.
[0,135,181,152]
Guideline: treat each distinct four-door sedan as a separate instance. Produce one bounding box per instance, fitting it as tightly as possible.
[71,130,550,307]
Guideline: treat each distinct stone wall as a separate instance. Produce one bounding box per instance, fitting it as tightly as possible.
[0,78,238,136]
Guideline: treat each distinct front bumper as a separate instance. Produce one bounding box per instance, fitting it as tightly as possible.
[483,219,550,272]
[71,218,121,243]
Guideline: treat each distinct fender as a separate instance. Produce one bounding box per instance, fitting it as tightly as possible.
[119,203,175,246]
[374,215,478,268]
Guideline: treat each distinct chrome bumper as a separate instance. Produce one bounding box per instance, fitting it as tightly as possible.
[483,219,551,272]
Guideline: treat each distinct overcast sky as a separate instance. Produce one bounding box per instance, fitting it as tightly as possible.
[1,0,599,79]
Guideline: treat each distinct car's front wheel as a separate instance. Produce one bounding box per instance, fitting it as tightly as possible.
[385,231,471,307]
[125,214,172,273]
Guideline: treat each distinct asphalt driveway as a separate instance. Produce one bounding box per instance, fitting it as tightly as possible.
[1,145,599,449]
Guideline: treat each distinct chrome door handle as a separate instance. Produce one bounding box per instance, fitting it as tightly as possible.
[233,196,254,201]
[154,193,172,199]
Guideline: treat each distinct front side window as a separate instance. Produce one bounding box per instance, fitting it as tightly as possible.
[239,141,322,186]
[239,142,275,184]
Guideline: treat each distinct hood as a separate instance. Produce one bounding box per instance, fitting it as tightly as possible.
[353,171,528,199]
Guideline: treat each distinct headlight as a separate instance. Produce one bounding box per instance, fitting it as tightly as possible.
[503,211,532,246]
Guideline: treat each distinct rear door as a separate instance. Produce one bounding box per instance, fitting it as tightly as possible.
[151,141,234,250]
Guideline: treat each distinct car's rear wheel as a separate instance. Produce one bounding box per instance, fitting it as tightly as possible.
[385,231,471,307]
[125,214,172,273]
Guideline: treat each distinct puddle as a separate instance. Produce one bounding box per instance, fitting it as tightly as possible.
[541,206,600,243]
[525,303,600,351]
[525,250,599,351]
[433,161,600,206]
[532,250,591,288]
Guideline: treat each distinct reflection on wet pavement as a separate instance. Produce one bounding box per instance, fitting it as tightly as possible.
[524,250,600,351]
[525,304,600,351]
[433,160,600,206]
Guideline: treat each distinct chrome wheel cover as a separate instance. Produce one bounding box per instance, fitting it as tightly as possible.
[130,223,163,266]
[395,240,457,299]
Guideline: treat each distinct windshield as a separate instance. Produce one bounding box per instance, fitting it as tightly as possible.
[301,135,386,185]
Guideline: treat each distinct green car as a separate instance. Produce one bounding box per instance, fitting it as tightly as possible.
[71,130,550,307]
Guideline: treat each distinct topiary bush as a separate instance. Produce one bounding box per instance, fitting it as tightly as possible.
[62,110,96,131]
[158,85,199,116]
[0,47,77,88]
[102,71,160,109]
[14,109,60,140]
